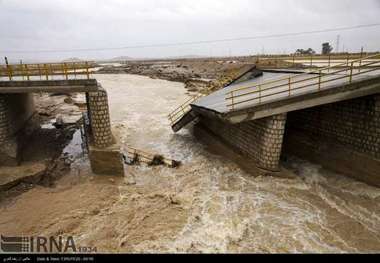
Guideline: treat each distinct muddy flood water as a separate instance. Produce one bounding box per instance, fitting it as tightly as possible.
[1,74,380,253]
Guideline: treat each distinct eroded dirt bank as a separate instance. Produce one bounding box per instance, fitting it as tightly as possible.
[95,57,303,95]
[96,59,259,94]
[0,74,380,253]
[0,92,87,201]
[97,59,247,80]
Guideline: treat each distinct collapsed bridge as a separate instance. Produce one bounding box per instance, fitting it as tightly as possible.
[169,54,380,186]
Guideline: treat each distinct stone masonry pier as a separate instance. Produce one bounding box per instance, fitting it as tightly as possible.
[196,114,287,172]
[87,87,124,176]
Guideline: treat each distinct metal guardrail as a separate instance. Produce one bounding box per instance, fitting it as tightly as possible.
[257,52,380,68]
[168,94,203,126]
[124,147,180,167]
[226,53,380,111]
[0,61,96,81]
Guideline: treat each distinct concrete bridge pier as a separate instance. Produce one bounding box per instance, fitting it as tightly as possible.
[87,86,124,176]
[196,113,287,174]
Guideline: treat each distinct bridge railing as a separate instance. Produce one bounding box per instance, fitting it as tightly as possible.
[168,94,204,126]
[0,61,97,81]
[257,52,380,68]
[226,53,380,111]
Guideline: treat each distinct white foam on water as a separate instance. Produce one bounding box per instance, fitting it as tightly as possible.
[89,73,380,253]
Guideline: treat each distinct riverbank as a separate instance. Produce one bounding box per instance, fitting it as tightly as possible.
[96,59,257,94]
[0,92,86,201]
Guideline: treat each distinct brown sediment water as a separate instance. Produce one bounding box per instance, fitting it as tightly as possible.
[0,74,379,253]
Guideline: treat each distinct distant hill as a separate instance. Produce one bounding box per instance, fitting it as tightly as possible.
[167,55,204,59]
[62,57,83,62]
[110,56,133,61]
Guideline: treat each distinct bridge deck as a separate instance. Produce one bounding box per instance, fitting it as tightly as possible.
[0,79,99,93]
[0,61,98,93]
[194,72,292,113]
[193,69,380,114]
[169,54,380,131]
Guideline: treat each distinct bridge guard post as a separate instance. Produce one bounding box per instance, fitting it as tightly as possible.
[87,86,124,176]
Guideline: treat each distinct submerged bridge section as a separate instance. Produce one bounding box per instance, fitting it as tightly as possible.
[0,61,124,176]
[169,54,380,186]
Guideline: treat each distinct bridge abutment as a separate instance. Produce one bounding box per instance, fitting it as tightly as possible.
[0,95,9,144]
[284,94,380,186]
[0,93,36,166]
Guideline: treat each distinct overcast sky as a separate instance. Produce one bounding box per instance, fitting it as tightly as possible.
[0,0,379,62]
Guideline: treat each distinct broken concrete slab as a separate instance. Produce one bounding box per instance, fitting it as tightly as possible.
[88,143,125,177]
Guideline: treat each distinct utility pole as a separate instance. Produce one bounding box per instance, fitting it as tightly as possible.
[336,35,340,53]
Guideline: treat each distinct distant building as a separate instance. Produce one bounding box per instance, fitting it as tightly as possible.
[295,48,316,55]
[322,42,333,55]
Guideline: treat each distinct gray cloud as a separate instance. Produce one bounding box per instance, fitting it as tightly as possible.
[0,0,379,62]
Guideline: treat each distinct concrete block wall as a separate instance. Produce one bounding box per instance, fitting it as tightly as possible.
[87,87,113,149]
[198,113,287,171]
[0,93,36,142]
[7,94,36,135]
[0,95,10,144]
[286,95,380,159]
[0,93,36,166]
[284,95,380,186]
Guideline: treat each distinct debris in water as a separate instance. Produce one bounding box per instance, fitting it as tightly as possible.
[123,147,181,168]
